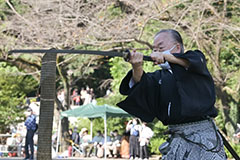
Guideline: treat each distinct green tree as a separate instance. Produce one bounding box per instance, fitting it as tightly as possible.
[0,62,38,132]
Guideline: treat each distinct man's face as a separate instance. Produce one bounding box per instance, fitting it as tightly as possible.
[132,119,137,125]
[153,32,181,54]
[113,132,118,136]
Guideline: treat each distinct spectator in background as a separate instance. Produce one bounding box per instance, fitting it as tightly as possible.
[72,88,78,97]
[25,96,31,106]
[36,93,40,102]
[88,130,104,157]
[126,119,141,160]
[89,88,97,104]
[73,94,81,105]
[80,128,91,157]
[97,134,112,158]
[86,86,90,93]
[120,131,130,159]
[67,128,73,157]
[80,88,87,104]
[89,88,95,99]
[71,88,78,105]
[108,130,122,158]
[72,127,80,156]
[24,108,37,160]
[83,90,92,105]
[139,122,154,160]
[15,133,23,157]
[57,90,65,105]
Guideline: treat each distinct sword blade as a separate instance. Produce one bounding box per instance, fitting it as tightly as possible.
[9,49,122,57]
[8,49,153,61]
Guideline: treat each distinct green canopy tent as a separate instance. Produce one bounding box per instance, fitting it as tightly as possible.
[57,103,132,158]
[61,103,131,118]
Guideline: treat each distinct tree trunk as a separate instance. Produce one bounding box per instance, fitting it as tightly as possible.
[60,79,71,151]
[56,59,71,152]
[215,85,238,138]
[37,53,56,160]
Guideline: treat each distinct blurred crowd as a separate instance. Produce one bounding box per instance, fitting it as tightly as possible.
[57,86,97,107]
[60,118,154,160]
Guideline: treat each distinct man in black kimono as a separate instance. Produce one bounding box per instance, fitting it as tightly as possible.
[117,29,227,160]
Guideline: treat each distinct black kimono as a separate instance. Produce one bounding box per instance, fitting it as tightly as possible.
[117,50,218,125]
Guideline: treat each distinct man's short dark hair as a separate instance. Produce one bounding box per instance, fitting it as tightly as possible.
[113,129,118,133]
[155,29,184,53]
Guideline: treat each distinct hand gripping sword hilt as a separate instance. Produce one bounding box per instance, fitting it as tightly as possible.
[122,49,153,62]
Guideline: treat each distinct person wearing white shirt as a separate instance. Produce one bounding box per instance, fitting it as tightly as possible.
[139,122,154,160]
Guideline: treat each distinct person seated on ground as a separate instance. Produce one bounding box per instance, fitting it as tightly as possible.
[97,134,112,158]
[88,130,104,157]
[14,133,24,157]
[120,131,130,159]
[107,130,122,158]
[79,128,91,157]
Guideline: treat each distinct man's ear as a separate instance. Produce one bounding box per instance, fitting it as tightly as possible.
[176,43,181,53]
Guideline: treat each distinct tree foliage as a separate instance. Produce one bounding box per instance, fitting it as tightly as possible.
[0,62,38,133]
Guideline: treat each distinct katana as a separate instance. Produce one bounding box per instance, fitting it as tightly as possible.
[8,49,153,62]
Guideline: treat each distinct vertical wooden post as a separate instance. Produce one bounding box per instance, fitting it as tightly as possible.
[37,52,56,160]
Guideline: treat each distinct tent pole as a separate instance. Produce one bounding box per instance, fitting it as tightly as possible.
[104,115,107,159]
[90,119,93,140]
[56,118,61,154]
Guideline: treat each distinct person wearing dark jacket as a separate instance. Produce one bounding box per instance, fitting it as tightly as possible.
[24,108,37,160]
[72,127,80,156]
[117,29,227,160]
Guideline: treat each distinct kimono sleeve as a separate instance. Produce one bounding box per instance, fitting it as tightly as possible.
[173,50,209,76]
[117,70,161,122]
[171,50,217,118]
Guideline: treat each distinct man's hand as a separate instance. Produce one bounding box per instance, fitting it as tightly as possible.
[150,51,189,68]
[129,50,143,68]
[129,50,144,83]
[150,51,165,65]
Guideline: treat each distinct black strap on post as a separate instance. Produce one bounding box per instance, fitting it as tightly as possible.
[217,130,240,160]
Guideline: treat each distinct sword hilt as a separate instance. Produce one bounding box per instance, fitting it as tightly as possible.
[123,49,153,62]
